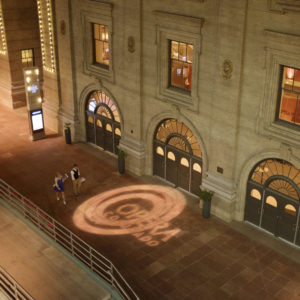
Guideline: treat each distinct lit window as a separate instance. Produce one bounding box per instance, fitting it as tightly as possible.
[93,24,109,68]
[250,189,261,200]
[106,123,112,132]
[193,163,201,173]
[88,99,97,112]
[169,41,193,91]
[156,146,164,156]
[88,116,94,124]
[167,151,175,161]
[115,128,121,136]
[180,157,189,167]
[96,120,102,127]
[21,49,34,67]
[266,196,277,207]
[277,66,300,126]
[285,204,296,216]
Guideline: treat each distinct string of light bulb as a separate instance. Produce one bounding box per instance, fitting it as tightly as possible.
[0,4,7,55]
[36,0,56,73]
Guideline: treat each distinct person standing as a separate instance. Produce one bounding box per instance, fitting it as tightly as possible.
[70,164,81,196]
[53,172,66,205]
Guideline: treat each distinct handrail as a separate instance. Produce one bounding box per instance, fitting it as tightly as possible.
[0,179,139,300]
[0,265,34,300]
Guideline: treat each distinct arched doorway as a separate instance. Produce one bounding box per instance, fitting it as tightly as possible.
[245,158,300,246]
[85,90,121,154]
[153,119,202,195]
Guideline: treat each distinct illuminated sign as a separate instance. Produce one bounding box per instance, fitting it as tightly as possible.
[31,110,44,131]
[30,84,39,94]
[73,185,186,247]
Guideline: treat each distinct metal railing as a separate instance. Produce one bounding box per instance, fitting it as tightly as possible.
[0,265,34,300]
[0,179,139,300]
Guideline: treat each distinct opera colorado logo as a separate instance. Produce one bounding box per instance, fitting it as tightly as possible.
[73,185,185,246]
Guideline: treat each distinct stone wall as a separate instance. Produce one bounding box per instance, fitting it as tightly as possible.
[53,0,300,222]
[0,0,42,108]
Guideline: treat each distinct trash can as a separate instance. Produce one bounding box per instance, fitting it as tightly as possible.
[64,127,71,144]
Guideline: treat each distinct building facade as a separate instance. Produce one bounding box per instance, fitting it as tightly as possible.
[0,0,300,247]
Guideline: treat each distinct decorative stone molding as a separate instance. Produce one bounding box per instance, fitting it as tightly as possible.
[268,0,300,14]
[127,36,135,53]
[153,11,204,112]
[119,134,146,159]
[222,59,233,80]
[257,30,300,147]
[201,172,236,222]
[81,1,114,83]
[280,142,292,161]
[119,134,146,175]
[60,20,66,35]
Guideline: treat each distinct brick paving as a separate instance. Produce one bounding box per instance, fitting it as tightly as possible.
[0,103,300,300]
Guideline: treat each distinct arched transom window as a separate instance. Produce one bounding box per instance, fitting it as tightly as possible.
[250,159,300,201]
[155,119,202,157]
[87,90,120,122]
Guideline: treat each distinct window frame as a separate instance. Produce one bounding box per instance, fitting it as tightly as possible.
[21,48,35,67]
[258,30,300,147]
[154,11,203,112]
[168,40,193,93]
[275,65,300,129]
[92,23,109,69]
[81,5,114,82]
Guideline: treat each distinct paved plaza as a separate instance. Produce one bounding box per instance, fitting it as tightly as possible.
[0,103,300,300]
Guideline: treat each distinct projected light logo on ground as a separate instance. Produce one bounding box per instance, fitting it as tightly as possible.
[73,185,186,246]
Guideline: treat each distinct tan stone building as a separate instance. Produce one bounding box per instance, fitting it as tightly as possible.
[0,0,300,247]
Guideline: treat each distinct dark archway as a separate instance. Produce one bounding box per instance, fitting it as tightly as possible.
[85,90,121,154]
[153,119,202,195]
[245,158,300,246]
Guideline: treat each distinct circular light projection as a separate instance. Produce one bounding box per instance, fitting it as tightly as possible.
[73,185,186,236]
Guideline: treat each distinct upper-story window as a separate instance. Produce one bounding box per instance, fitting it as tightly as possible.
[277,66,300,127]
[93,24,109,68]
[169,41,193,91]
[21,49,34,67]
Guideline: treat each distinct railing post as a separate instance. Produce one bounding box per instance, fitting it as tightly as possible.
[109,262,114,287]
[89,248,93,271]
[36,209,41,230]
[22,197,25,218]
[53,220,57,242]
[70,232,74,256]
[13,280,17,298]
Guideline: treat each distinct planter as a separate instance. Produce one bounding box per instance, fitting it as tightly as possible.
[118,157,125,174]
[64,128,71,144]
[202,201,211,218]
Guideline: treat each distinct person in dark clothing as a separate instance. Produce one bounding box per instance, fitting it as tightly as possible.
[70,164,81,196]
